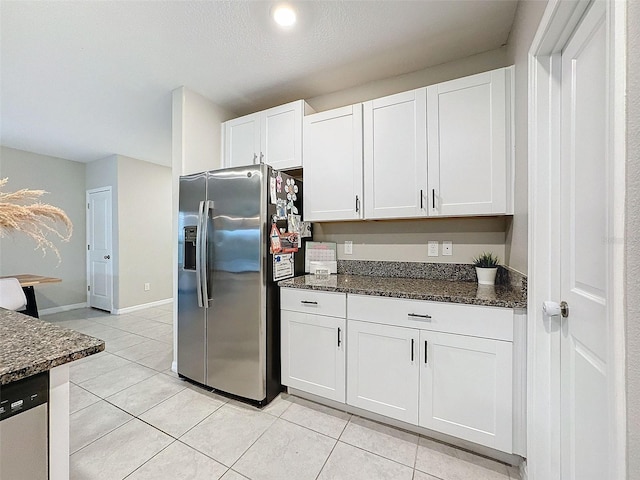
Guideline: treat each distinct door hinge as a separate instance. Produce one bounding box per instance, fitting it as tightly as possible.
[87,285,91,292]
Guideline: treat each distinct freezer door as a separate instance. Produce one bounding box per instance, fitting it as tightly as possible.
[205,166,266,400]
[177,172,207,384]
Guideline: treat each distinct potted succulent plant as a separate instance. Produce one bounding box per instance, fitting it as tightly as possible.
[472,252,500,285]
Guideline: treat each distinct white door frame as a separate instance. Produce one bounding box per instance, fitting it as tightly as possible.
[86,186,114,313]
[527,1,626,479]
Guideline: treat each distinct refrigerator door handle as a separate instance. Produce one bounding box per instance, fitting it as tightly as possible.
[195,200,206,308]
[202,200,215,305]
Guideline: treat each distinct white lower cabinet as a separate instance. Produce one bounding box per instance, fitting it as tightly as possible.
[280,289,346,402]
[280,289,519,455]
[419,330,513,452]
[346,320,419,424]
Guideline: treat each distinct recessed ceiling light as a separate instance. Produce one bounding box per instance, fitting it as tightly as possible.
[273,4,297,28]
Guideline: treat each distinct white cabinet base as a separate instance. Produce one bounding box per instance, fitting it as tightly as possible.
[49,364,70,480]
[346,320,419,424]
[419,331,513,453]
[281,310,346,403]
[287,387,524,467]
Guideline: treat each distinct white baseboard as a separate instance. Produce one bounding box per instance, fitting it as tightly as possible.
[40,302,87,316]
[113,298,173,315]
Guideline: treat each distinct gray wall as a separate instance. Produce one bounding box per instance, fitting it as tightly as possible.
[305,47,512,265]
[0,147,87,310]
[86,155,173,310]
[314,218,507,264]
[117,155,172,308]
[627,0,640,476]
[505,0,548,275]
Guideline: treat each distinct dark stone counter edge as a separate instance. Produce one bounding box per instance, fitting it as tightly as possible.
[279,282,527,310]
[0,342,105,385]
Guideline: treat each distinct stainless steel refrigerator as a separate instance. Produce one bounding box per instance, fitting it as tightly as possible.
[177,164,304,406]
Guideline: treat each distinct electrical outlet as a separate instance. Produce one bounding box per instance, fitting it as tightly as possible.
[344,241,353,255]
[144,283,150,291]
[427,241,439,257]
[442,241,453,256]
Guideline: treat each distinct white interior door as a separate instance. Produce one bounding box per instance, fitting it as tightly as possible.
[560,3,609,479]
[87,188,113,312]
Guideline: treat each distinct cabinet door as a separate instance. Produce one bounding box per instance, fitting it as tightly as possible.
[303,105,363,221]
[427,68,510,216]
[363,89,427,219]
[347,320,419,423]
[281,310,346,402]
[223,113,261,168]
[419,330,513,452]
[261,100,303,170]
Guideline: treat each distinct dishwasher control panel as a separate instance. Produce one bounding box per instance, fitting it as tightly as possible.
[0,371,49,421]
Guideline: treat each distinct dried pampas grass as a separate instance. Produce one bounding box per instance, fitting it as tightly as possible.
[0,178,73,262]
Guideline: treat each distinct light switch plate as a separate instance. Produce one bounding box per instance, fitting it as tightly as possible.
[344,241,353,255]
[427,241,439,257]
[442,241,453,256]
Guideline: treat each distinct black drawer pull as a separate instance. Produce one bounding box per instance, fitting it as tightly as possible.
[408,313,432,319]
[338,327,342,347]
[425,340,428,364]
[301,301,318,305]
[411,339,414,362]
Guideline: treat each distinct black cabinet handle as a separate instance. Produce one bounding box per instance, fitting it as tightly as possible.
[424,340,428,364]
[432,189,436,209]
[338,327,342,347]
[301,301,318,305]
[355,195,360,213]
[408,313,432,319]
[420,189,424,209]
[411,339,414,362]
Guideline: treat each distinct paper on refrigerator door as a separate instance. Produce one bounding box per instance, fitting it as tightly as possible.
[273,253,294,281]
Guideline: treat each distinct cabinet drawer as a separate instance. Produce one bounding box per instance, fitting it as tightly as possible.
[281,288,346,317]
[348,294,513,341]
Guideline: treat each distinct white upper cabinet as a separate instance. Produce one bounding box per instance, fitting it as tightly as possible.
[223,113,261,168]
[427,68,512,216]
[363,89,428,219]
[222,100,312,170]
[303,104,364,221]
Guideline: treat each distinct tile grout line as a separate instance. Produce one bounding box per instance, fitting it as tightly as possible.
[120,438,180,480]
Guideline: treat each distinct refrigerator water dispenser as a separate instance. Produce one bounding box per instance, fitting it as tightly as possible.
[184,226,197,270]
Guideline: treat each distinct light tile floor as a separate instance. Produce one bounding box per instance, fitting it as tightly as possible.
[43,304,521,480]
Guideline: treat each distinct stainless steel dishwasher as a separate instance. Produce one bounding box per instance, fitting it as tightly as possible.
[0,371,49,480]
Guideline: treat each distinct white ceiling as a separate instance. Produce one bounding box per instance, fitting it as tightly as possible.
[0,1,518,167]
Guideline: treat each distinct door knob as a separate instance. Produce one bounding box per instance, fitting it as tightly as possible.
[104,255,111,260]
[542,300,569,318]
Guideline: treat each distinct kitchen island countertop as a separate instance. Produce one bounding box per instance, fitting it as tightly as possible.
[0,308,104,385]
[279,274,526,309]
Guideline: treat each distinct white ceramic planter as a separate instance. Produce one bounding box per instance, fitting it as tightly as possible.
[475,266,498,285]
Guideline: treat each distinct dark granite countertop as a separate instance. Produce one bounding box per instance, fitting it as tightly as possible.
[279,274,527,309]
[0,309,105,385]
